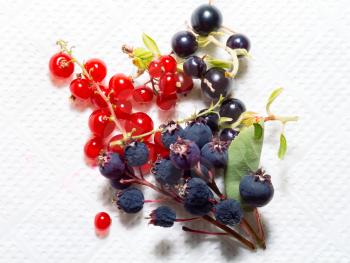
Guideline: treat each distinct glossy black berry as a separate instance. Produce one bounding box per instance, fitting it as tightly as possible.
[201,68,230,100]
[219,98,246,124]
[183,56,207,79]
[191,4,223,36]
[220,128,238,142]
[226,34,251,51]
[198,110,219,133]
[171,31,198,58]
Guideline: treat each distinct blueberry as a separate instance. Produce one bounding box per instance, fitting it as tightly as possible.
[198,110,219,133]
[161,121,184,149]
[183,120,212,149]
[109,165,134,190]
[201,140,228,168]
[226,34,251,51]
[98,152,125,179]
[239,172,274,207]
[184,178,214,215]
[201,68,230,100]
[171,31,198,58]
[219,98,246,124]
[117,187,144,213]
[191,4,222,36]
[170,138,200,170]
[214,199,243,226]
[152,158,182,186]
[220,128,238,142]
[125,141,149,167]
[183,56,207,79]
[149,206,176,228]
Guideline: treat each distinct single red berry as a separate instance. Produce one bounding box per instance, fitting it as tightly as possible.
[153,131,170,158]
[49,52,74,78]
[91,84,111,108]
[113,99,132,119]
[84,58,107,82]
[88,109,115,138]
[84,136,104,159]
[156,93,177,110]
[176,72,194,94]
[140,142,156,174]
[108,134,125,156]
[148,60,163,78]
[133,86,154,103]
[154,131,164,147]
[160,55,177,73]
[159,72,177,95]
[69,77,92,99]
[94,212,111,231]
[109,74,134,100]
[124,112,154,140]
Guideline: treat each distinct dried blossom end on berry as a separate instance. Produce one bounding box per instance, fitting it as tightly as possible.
[149,206,176,228]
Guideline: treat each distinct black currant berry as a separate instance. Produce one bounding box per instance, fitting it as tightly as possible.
[183,56,207,79]
[226,34,251,51]
[191,4,222,36]
[171,31,198,58]
[198,109,219,132]
[201,68,230,100]
[219,98,246,124]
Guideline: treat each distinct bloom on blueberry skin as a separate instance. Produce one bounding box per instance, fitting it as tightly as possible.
[214,199,243,226]
[170,138,200,170]
[125,141,149,167]
[184,178,214,215]
[152,158,183,186]
[161,121,185,149]
[149,206,176,227]
[200,140,228,168]
[98,152,125,179]
[117,187,144,213]
[183,119,212,149]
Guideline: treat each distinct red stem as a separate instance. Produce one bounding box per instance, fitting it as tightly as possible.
[182,226,228,236]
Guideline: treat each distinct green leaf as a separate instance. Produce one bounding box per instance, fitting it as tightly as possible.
[206,58,232,69]
[219,117,233,124]
[278,133,287,159]
[142,33,161,57]
[197,36,210,47]
[225,122,264,201]
[132,47,154,70]
[266,87,283,115]
[253,123,263,139]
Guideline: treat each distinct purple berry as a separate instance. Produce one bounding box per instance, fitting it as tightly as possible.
[109,165,134,190]
[184,178,214,215]
[161,121,184,149]
[171,31,198,58]
[226,34,250,51]
[201,68,231,100]
[219,98,246,124]
[149,206,176,228]
[184,120,212,149]
[198,110,219,133]
[201,140,228,168]
[189,157,214,182]
[152,158,182,186]
[125,141,149,167]
[98,152,125,179]
[170,138,200,170]
[191,4,222,36]
[183,56,207,79]
[220,128,238,142]
[117,187,144,213]
[214,199,243,226]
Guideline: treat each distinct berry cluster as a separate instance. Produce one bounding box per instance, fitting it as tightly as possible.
[49,1,298,252]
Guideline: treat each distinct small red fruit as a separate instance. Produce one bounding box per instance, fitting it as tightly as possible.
[84,58,107,82]
[91,84,111,108]
[133,86,154,103]
[160,55,177,73]
[156,93,177,110]
[148,60,163,78]
[49,52,74,78]
[94,212,111,231]
[153,131,170,158]
[113,99,132,119]
[108,134,125,156]
[176,72,194,94]
[88,109,115,138]
[69,78,92,99]
[84,136,103,159]
[109,74,134,100]
[124,112,154,140]
[159,72,177,95]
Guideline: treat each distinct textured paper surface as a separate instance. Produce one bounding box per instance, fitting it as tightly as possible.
[0,0,349,262]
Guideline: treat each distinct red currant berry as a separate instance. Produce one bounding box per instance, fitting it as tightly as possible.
[91,84,111,108]
[84,136,103,159]
[148,60,163,78]
[176,72,194,94]
[155,144,170,158]
[159,72,177,95]
[84,58,107,82]
[160,55,177,73]
[124,112,154,140]
[154,131,164,147]
[140,142,156,174]
[49,52,74,78]
[88,109,115,138]
[113,99,132,119]
[109,74,134,100]
[108,134,125,156]
[156,93,177,110]
[133,86,154,103]
[69,78,92,99]
[94,212,111,231]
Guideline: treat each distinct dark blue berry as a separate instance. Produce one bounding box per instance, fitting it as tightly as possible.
[125,141,149,167]
[201,68,230,100]
[184,178,214,215]
[220,128,238,142]
[239,172,274,207]
[170,138,200,170]
[191,4,222,36]
[184,120,212,149]
[219,98,246,124]
[214,199,243,226]
[226,34,251,51]
[149,206,176,228]
[201,140,228,168]
[171,31,198,58]
[98,152,125,179]
[198,110,219,133]
[109,165,134,190]
[189,157,214,182]
[152,158,182,186]
[117,187,144,213]
[183,56,207,79]
[161,121,184,149]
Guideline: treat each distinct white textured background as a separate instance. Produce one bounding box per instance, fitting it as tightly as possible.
[0,0,349,262]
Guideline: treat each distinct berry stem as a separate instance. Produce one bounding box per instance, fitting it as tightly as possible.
[220,25,236,35]
[254,208,266,242]
[208,180,225,200]
[182,226,228,236]
[241,218,266,249]
[175,217,200,222]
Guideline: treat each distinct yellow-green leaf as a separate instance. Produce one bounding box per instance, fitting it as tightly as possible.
[142,33,161,57]
[266,87,283,115]
[253,123,263,139]
[278,133,287,159]
[206,58,232,69]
